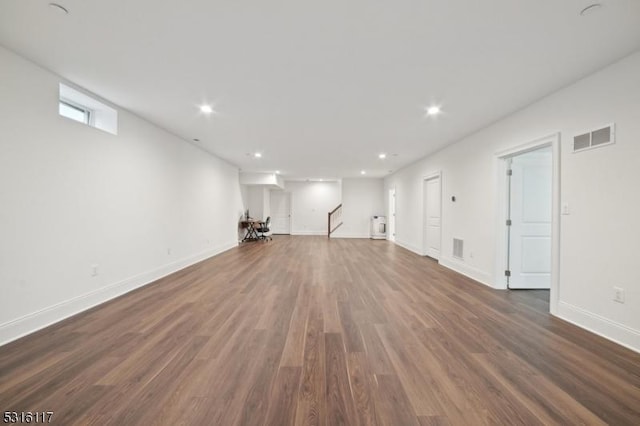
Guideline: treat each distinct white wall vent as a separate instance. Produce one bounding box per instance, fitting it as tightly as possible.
[573,124,614,153]
[453,238,464,259]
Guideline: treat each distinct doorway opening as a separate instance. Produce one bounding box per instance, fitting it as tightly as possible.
[496,134,560,314]
[388,188,396,242]
[422,173,441,260]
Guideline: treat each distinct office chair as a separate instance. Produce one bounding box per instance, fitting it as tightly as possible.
[256,216,272,241]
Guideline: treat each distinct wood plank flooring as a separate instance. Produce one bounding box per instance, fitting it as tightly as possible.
[1,236,639,425]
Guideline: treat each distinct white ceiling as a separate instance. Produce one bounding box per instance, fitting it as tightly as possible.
[1,1,639,179]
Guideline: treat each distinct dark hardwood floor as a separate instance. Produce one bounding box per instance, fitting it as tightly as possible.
[1,236,639,425]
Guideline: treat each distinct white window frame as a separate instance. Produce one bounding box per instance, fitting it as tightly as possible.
[58,83,118,135]
[59,98,92,125]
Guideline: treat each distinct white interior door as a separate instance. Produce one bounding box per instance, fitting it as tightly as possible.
[508,147,552,289]
[423,177,441,259]
[388,189,396,241]
[270,191,291,234]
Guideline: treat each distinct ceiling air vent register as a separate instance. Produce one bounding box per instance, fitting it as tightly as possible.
[573,123,615,153]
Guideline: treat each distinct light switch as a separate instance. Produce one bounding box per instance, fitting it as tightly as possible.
[562,202,570,215]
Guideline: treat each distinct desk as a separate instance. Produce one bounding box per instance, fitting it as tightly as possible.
[241,219,265,242]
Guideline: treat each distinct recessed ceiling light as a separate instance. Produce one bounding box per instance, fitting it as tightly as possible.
[378,153,387,159]
[360,170,366,175]
[193,138,200,142]
[426,106,441,116]
[199,104,214,114]
[48,3,69,14]
[580,3,602,15]
[275,170,280,174]
[254,152,262,158]
[319,179,324,182]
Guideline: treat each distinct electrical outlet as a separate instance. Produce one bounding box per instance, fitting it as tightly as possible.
[91,264,99,277]
[613,287,625,304]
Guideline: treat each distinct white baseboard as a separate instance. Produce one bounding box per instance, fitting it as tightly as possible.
[291,230,326,236]
[556,301,640,353]
[0,241,238,347]
[394,239,423,255]
[330,233,371,239]
[393,240,493,288]
[437,256,493,288]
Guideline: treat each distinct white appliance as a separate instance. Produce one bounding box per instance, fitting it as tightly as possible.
[370,216,386,239]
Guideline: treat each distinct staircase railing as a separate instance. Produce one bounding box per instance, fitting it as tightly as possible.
[328,204,343,237]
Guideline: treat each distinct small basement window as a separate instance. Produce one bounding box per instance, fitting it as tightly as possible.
[58,83,118,135]
[59,99,90,125]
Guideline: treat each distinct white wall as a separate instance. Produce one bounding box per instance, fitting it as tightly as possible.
[239,172,283,188]
[332,178,384,238]
[242,186,272,223]
[0,46,244,345]
[284,181,341,235]
[263,187,271,220]
[245,186,265,219]
[385,51,640,352]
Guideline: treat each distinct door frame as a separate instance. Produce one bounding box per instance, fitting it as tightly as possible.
[494,133,560,314]
[422,171,442,258]
[270,190,292,235]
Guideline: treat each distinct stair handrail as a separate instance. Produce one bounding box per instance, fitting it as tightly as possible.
[328,204,343,237]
